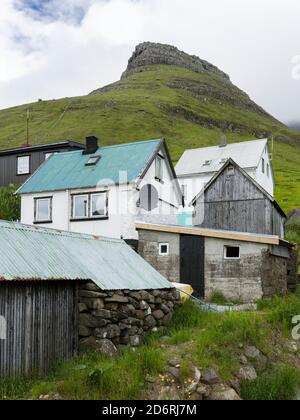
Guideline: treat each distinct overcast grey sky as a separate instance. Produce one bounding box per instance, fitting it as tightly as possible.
[1,0,300,124]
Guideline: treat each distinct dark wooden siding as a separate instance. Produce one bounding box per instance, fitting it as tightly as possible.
[0,281,78,377]
[0,145,81,188]
[194,165,285,237]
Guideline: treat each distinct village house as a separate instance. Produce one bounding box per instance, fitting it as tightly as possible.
[0,141,84,188]
[175,138,274,204]
[0,220,178,377]
[17,137,182,242]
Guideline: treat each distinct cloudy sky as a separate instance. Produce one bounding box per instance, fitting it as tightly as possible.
[1,0,300,124]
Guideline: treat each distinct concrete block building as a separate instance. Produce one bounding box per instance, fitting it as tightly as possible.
[136,223,297,303]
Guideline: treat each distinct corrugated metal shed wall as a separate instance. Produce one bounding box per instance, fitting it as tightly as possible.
[0,221,172,290]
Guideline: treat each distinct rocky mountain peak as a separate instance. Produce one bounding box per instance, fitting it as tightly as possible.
[122,42,230,81]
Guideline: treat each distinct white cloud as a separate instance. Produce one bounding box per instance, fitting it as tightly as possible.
[0,0,299,123]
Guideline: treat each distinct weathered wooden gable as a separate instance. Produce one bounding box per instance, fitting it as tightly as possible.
[194,161,285,237]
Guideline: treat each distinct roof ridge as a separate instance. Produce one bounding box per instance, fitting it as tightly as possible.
[43,138,162,158]
[181,138,268,153]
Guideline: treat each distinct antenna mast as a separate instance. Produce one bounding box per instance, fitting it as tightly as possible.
[26,109,30,146]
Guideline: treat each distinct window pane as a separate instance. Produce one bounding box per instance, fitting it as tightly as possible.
[91,194,106,217]
[36,199,51,221]
[225,246,240,258]
[17,156,30,175]
[73,195,88,218]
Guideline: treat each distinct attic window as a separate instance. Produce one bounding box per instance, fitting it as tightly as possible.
[86,156,101,166]
[227,166,235,176]
[203,160,212,166]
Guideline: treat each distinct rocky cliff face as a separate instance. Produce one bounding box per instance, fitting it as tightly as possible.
[122,42,230,81]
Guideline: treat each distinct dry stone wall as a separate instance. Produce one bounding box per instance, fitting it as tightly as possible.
[78,282,180,351]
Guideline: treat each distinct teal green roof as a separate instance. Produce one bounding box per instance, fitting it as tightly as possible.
[18,139,162,194]
[0,220,172,290]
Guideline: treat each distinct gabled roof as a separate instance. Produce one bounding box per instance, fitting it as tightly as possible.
[0,141,84,156]
[190,158,286,218]
[176,138,268,177]
[0,220,172,290]
[17,139,163,194]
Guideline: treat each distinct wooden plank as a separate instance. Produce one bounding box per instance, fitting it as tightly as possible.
[0,281,79,377]
[135,222,280,245]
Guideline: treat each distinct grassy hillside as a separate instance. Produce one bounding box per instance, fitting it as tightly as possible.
[0,64,300,211]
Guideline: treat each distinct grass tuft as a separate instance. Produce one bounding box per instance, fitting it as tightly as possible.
[241,365,300,400]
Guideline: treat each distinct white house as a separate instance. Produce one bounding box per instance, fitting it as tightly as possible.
[18,137,183,241]
[175,138,274,204]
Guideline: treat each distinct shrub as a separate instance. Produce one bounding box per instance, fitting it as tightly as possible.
[241,365,300,400]
[0,184,21,221]
[257,293,300,331]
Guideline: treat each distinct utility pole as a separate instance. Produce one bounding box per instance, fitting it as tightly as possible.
[26,108,30,146]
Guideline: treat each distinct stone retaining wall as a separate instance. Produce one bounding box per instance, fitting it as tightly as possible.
[78,282,180,349]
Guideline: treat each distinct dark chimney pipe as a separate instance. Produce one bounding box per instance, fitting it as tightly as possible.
[83,136,99,155]
[219,134,227,148]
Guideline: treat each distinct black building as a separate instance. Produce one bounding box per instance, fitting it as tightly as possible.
[0,141,84,188]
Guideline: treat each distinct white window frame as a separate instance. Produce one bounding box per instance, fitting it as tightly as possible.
[224,245,240,260]
[159,243,169,256]
[90,192,108,218]
[72,194,89,220]
[34,197,52,223]
[155,156,163,181]
[71,192,108,220]
[17,155,30,175]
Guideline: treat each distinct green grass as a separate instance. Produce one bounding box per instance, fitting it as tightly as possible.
[2,293,300,400]
[0,343,166,401]
[0,64,299,211]
[241,365,300,400]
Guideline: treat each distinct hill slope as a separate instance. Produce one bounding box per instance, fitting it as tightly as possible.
[0,42,299,211]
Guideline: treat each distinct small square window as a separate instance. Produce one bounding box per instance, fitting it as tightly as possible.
[17,156,30,175]
[224,246,240,259]
[86,156,101,166]
[227,166,235,176]
[35,197,52,223]
[159,243,169,256]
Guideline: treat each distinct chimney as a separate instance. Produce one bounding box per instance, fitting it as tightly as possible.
[83,136,98,155]
[219,134,227,148]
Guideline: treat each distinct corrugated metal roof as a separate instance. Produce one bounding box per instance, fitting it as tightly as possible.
[18,139,162,194]
[0,220,172,290]
[175,139,268,176]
